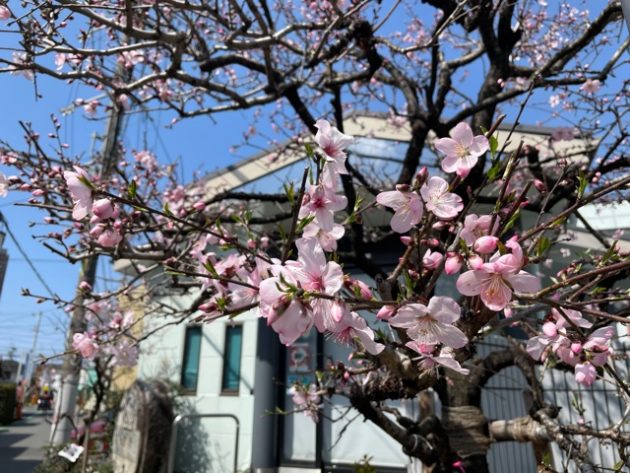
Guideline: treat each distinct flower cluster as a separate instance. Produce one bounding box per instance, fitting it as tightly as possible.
[527,309,614,387]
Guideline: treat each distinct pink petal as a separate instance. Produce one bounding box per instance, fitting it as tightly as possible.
[433,323,468,348]
[456,270,488,296]
[480,276,513,311]
[450,122,473,147]
[506,271,541,293]
[434,137,459,157]
[427,296,461,324]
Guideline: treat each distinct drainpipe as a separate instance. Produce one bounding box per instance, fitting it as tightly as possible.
[251,318,281,472]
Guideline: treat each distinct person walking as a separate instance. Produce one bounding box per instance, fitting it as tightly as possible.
[15,380,24,420]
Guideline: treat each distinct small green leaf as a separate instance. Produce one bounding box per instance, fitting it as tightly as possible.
[77,174,96,190]
[163,202,172,216]
[203,260,219,278]
[487,160,501,181]
[536,236,551,257]
[489,134,499,160]
[613,460,624,472]
[500,209,521,236]
[305,142,315,159]
[127,180,137,199]
[577,169,588,199]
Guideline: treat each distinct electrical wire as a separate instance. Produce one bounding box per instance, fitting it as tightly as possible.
[0,211,57,298]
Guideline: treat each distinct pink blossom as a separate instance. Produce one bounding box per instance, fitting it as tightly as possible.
[405,342,469,375]
[389,297,468,348]
[92,198,116,220]
[457,241,540,311]
[302,221,344,251]
[574,362,596,386]
[376,189,423,233]
[420,176,463,219]
[435,122,489,177]
[72,332,99,359]
[422,249,443,270]
[376,305,397,320]
[289,383,320,422]
[314,119,353,175]
[97,228,123,248]
[460,214,496,246]
[444,253,463,275]
[473,236,499,254]
[292,238,344,332]
[299,184,347,232]
[259,268,312,346]
[64,167,93,220]
[329,310,385,355]
[0,6,10,20]
[580,79,601,95]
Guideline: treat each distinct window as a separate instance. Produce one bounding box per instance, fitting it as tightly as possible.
[221,325,243,393]
[180,326,202,392]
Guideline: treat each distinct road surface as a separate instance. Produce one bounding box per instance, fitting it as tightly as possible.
[0,408,49,473]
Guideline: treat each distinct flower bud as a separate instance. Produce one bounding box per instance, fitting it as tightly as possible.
[468,254,484,270]
[395,183,410,192]
[534,179,546,193]
[376,305,396,320]
[542,321,557,337]
[444,253,463,275]
[415,167,429,186]
[473,236,499,254]
[92,198,115,220]
[400,236,412,246]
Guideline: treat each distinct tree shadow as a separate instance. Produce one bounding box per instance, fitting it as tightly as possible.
[173,401,237,473]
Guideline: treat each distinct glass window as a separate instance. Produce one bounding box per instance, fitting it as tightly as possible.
[180,326,202,391]
[221,325,243,393]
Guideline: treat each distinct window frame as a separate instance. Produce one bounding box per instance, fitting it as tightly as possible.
[221,324,243,395]
[179,324,202,395]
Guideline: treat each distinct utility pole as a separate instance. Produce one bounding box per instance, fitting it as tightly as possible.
[50,104,125,445]
[23,311,42,385]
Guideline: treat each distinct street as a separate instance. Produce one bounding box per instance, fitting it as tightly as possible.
[0,408,49,473]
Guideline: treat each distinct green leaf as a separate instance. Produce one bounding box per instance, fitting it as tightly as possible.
[77,174,95,190]
[500,209,521,236]
[127,180,137,199]
[283,182,295,205]
[613,460,625,472]
[577,169,588,199]
[296,215,315,233]
[163,202,172,216]
[203,260,219,278]
[305,142,315,160]
[535,236,551,257]
[489,134,499,160]
[487,162,501,181]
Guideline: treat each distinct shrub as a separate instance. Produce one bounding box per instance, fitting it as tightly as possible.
[0,383,16,425]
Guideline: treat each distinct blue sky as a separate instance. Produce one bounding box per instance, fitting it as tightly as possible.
[0,0,626,363]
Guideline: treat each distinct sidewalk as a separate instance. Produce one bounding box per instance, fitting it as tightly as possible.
[0,408,50,473]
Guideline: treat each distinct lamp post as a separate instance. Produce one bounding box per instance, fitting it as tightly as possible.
[0,228,8,301]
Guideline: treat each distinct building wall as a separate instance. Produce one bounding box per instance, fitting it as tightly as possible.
[137,292,258,473]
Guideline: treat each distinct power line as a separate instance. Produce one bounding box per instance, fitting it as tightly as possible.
[0,211,57,298]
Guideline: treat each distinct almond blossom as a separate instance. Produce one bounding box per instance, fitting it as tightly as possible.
[328,308,384,355]
[314,119,353,175]
[259,266,312,346]
[302,221,345,251]
[406,342,469,375]
[457,239,540,311]
[72,332,99,359]
[289,383,321,422]
[420,176,463,219]
[299,184,347,232]
[64,167,93,220]
[435,122,489,177]
[376,187,423,233]
[460,214,496,246]
[389,297,468,348]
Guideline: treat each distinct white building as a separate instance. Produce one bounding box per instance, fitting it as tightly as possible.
[131,115,630,473]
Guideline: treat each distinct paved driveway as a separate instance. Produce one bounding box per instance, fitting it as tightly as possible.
[0,409,49,473]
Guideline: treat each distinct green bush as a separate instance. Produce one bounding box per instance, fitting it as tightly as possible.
[0,383,16,425]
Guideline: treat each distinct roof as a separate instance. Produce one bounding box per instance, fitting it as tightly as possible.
[201,113,595,197]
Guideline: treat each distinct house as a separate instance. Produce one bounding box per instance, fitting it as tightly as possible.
[130,114,629,473]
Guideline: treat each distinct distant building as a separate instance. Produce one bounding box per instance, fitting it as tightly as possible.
[128,115,629,473]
